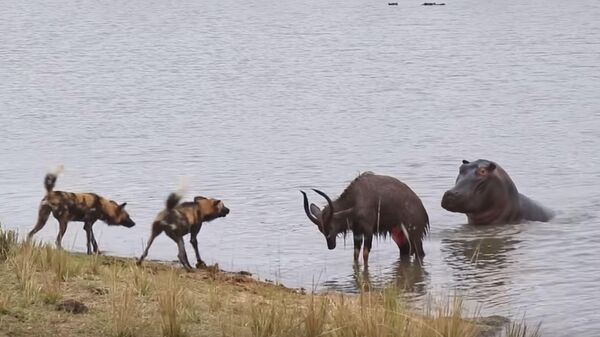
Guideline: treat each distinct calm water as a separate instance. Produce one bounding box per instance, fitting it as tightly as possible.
[1,0,599,335]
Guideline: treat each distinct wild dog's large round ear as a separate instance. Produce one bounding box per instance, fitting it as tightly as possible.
[212,199,221,206]
[118,202,127,210]
[462,160,470,164]
[194,196,207,202]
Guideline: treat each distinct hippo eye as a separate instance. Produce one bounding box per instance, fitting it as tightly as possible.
[477,168,488,176]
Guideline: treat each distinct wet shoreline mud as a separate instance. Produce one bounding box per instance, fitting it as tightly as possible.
[0,225,526,337]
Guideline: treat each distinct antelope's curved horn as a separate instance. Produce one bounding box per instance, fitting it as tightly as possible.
[312,189,334,229]
[301,190,320,226]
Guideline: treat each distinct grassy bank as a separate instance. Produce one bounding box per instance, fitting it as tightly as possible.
[0,225,539,337]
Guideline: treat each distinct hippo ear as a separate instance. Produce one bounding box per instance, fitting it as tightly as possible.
[309,203,322,219]
[487,162,497,172]
[462,160,470,164]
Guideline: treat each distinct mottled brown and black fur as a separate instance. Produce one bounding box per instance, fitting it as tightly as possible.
[137,192,230,270]
[27,172,135,254]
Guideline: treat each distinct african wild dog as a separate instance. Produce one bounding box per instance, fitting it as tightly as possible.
[27,168,135,254]
[137,191,230,270]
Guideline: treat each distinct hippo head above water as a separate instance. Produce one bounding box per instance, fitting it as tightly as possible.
[441,159,511,215]
[441,159,554,225]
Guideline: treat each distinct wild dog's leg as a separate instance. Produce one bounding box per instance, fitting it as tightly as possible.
[176,237,193,271]
[362,234,373,268]
[137,224,163,266]
[55,218,68,249]
[28,203,52,240]
[83,221,98,255]
[165,231,193,271]
[190,224,206,268]
[353,233,363,264]
[90,229,99,254]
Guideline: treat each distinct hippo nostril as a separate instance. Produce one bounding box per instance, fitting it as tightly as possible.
[445,191,458,199]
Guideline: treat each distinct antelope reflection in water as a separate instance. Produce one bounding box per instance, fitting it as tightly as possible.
[323,258,429,298]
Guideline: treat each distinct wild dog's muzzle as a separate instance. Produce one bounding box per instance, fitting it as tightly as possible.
[221,207,230,217]
[122,219,136,228]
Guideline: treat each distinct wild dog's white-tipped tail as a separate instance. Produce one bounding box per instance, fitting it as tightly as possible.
[166,177,191,210]
[44,164,64,193]
[175,176,190,198]
[48,164,64,176]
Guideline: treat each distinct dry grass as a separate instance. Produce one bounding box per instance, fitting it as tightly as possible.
[207,282,224,313]
[157,269,186,337]
[130,265,153,297]
[326,290,458,337]
[48,246,80,281]
[504,316,542,337]
[0,292,11,314]
[303,294,328,337]
[10,241,41,303]
[0,223,18,261]
[0,226,542,337]
[40,276,63,304]
[86,251,102,275]
[423,295,481,337]
[249,295,298,337]
[244,286,483,337]
[109,265,138,337]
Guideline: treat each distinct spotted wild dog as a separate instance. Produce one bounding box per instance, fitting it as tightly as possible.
[137,191,230,270]
[27,168,136,254]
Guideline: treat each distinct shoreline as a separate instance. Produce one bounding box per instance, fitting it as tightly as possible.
[0,227,532,337]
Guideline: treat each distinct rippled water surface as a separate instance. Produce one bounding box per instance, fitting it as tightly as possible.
[1,0,599,335]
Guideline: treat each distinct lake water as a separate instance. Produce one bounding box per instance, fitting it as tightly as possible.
[1,0,599,335]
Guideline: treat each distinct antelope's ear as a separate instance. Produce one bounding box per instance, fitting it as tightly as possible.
[309,203,322,219]
[118,202,127,210]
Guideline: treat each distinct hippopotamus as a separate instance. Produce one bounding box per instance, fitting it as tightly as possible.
[441,159,554,225]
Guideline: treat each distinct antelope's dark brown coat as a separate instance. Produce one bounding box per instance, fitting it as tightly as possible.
[301,172,430,266]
